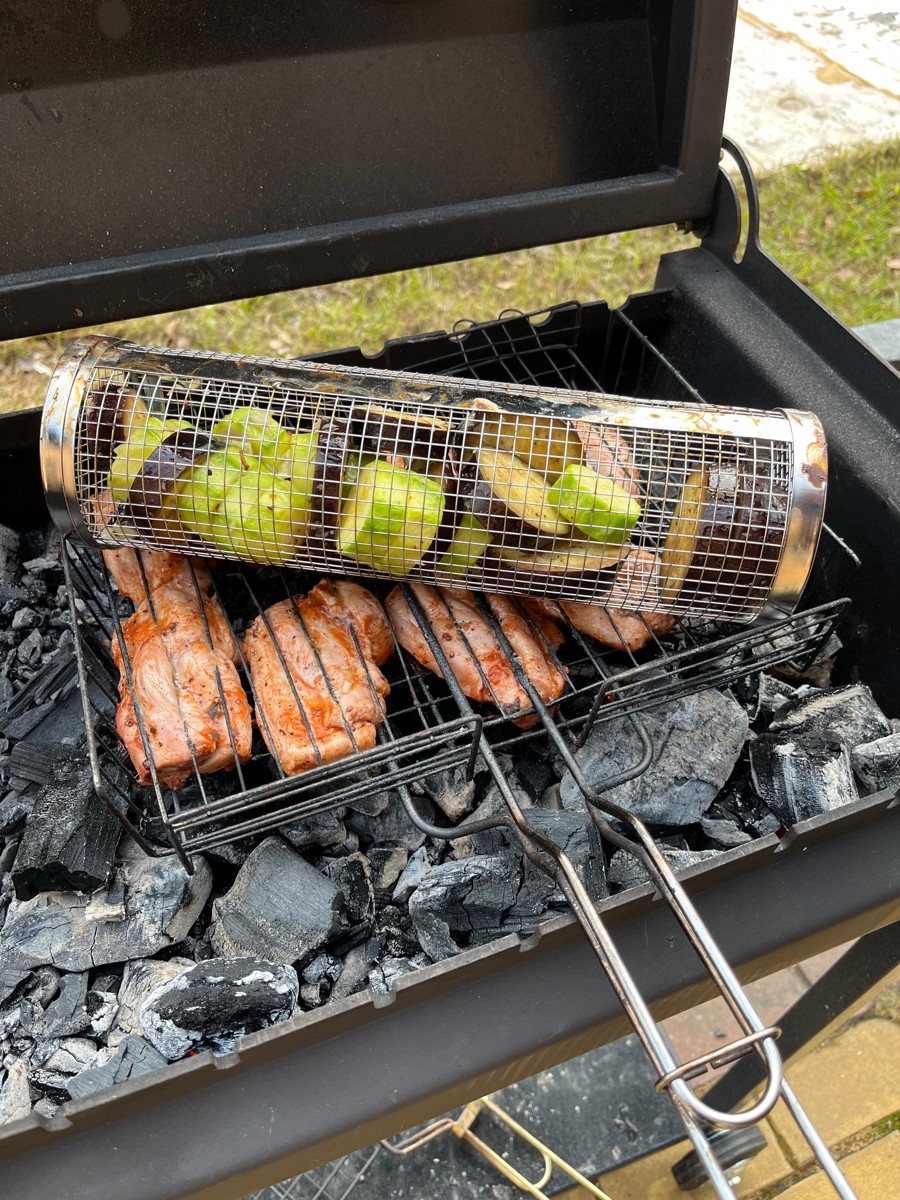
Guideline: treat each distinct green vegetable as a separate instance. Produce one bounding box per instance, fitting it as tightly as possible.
[208,470,300,565]
[212,405,289,471]
[108,417,194,503]
[337,459,445,575]
[547,462,641,544]
[437,512,492,578]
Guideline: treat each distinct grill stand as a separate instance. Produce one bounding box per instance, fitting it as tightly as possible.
[397,587,856,1199]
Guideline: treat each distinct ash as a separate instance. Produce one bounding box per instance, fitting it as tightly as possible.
[0,523,886,1124]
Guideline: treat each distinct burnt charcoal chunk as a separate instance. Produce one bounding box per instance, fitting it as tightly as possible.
[562,689,749,826]
[850,733,900,793]
[0,526,20,589]
[66,1036,169,1100]
[113,958,193,1038]
[408,853,525,961]
[368,954,429,997]
[368,847,408,896]
[514,754,555,805]
[11,751,123,900]
[281,809,347,851]
[0,840,212,1004]
[422,764,478,821]
[0,1059,31,1125]
[322,853,374,925]
[32,971,90,1038]
[608,848,720,891]
[139,958,298,1060]
[392,846,432,905]
[209,837,345,963]
[525,809,608,903]
[749,733,858,826]
[346,792,428,851]
[0,791,33,834]
[769,684,891,750]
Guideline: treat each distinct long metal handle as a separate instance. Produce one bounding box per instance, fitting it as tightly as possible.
[469,595,856,1199]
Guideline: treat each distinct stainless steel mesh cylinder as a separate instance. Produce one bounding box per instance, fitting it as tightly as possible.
[41,335,827,622]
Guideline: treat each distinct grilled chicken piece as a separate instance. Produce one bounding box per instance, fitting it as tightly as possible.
[385,583,566,729]
[524,548,677,654]
[242,581,392,775]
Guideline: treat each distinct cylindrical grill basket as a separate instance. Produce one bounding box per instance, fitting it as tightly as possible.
[41,335,827,622]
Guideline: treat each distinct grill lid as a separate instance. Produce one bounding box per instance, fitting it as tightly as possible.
[2,1,736,339]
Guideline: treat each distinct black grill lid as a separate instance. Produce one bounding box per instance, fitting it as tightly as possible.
[1,1,736,339]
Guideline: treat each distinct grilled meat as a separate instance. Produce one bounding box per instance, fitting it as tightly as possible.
[524,548,676,654]
[242,581,392,775]
[385,583,566,729]
[575,422,642,497]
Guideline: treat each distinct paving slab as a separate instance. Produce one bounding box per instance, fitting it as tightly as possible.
[782,1131,900,1199]
[726,3,900,169]
[767,1019,900,1169]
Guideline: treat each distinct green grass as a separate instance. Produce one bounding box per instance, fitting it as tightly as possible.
[1,141,897,414]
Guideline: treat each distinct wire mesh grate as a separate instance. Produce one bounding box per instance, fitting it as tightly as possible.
[242,1146,383,1200]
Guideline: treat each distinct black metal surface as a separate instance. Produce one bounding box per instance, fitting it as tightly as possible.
[1,792,896,1200]
[0,1,737,338]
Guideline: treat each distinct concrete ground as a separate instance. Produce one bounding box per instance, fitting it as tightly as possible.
[726,3,900,170]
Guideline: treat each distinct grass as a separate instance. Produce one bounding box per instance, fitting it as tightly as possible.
[1,141,897,414]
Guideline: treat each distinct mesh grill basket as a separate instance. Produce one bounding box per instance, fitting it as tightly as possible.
[41,335,827,622]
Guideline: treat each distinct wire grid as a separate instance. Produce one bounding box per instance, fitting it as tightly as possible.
[68,329,802,623]
[242,1146,383,1200]
[60,304,852,861]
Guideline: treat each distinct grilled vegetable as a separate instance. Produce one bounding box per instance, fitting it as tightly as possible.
[547,462,641,544]
[306,419,351,549]
[208,472,299,565]
[660,466,786,604]
[463,448,570,551]
[490,537,628,581]
[121,427,213,531]
[173,446,256,543]
[465,400,583,479]
[108,417,195,503]
[574,422,642,497]
[351,403,452,459]
[337,459,445,575]
[436,512,492,578]
[211,405,289,469]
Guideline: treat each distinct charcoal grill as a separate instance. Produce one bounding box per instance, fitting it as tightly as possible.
[0,4,898,1199]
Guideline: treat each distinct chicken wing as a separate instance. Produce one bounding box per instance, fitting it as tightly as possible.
[242,581,392,775]
[385,583,566,729]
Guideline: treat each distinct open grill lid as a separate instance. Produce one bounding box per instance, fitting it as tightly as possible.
[1,0,736,340]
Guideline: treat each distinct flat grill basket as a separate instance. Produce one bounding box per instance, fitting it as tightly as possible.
[42,334,827,623]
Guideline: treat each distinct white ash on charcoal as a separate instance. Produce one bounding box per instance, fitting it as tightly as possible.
[749,734,858,826]
[768,683,891,749]
[112,958,193,1040]
[209,836,347,964]
[851,733,900,793]
[368,953,431,997]
[22,970,91,1039]
[417,762,483,822]
[139,958,298,1060]
[299,953,343,1008]
[66,1035,169,1101]
[0,1058,30,1125]
[562,688,749,826]
[0,838,211,1003]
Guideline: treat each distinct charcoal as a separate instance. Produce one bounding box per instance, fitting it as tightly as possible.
[0,839,212,1003]
[280,809,347,851]
[346,791,391,818]
[23,556,61,577]
[757,675,804,726]
[525,809,608,903]
[30,972,90,1039]
[139,958,298,1060]
[43,1037,99,1075]
[11,608,38,632]
[0,527,19,589]
[322,853,374,925]
[32,1096,59,1119]
[769,684,891,750]
[11,749,123,900]
[86,991,119,1037]
[300,980,329,1008]
[302,953,343,986]
[749,733,858,826]
[330,942,379,1001]
[608,848,720,891]
[346,792,428,851]
[392,846,432,905]
[67,1035,168,1100]
[113,958,192,1038]
[368,954,429,997]
[562,689,749,826]
[84,876,127,925]
[203,839,255,869]
[408,853,534,961]
[850,733,900,793]
[16,629,42,667]
[0,789,29,836]
[368,847,408,896]
[210,837,345,963]
[28,1071,70,1106]
[422,764,478,821]
[699,815,753,848]
[0,1058,31,1125]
